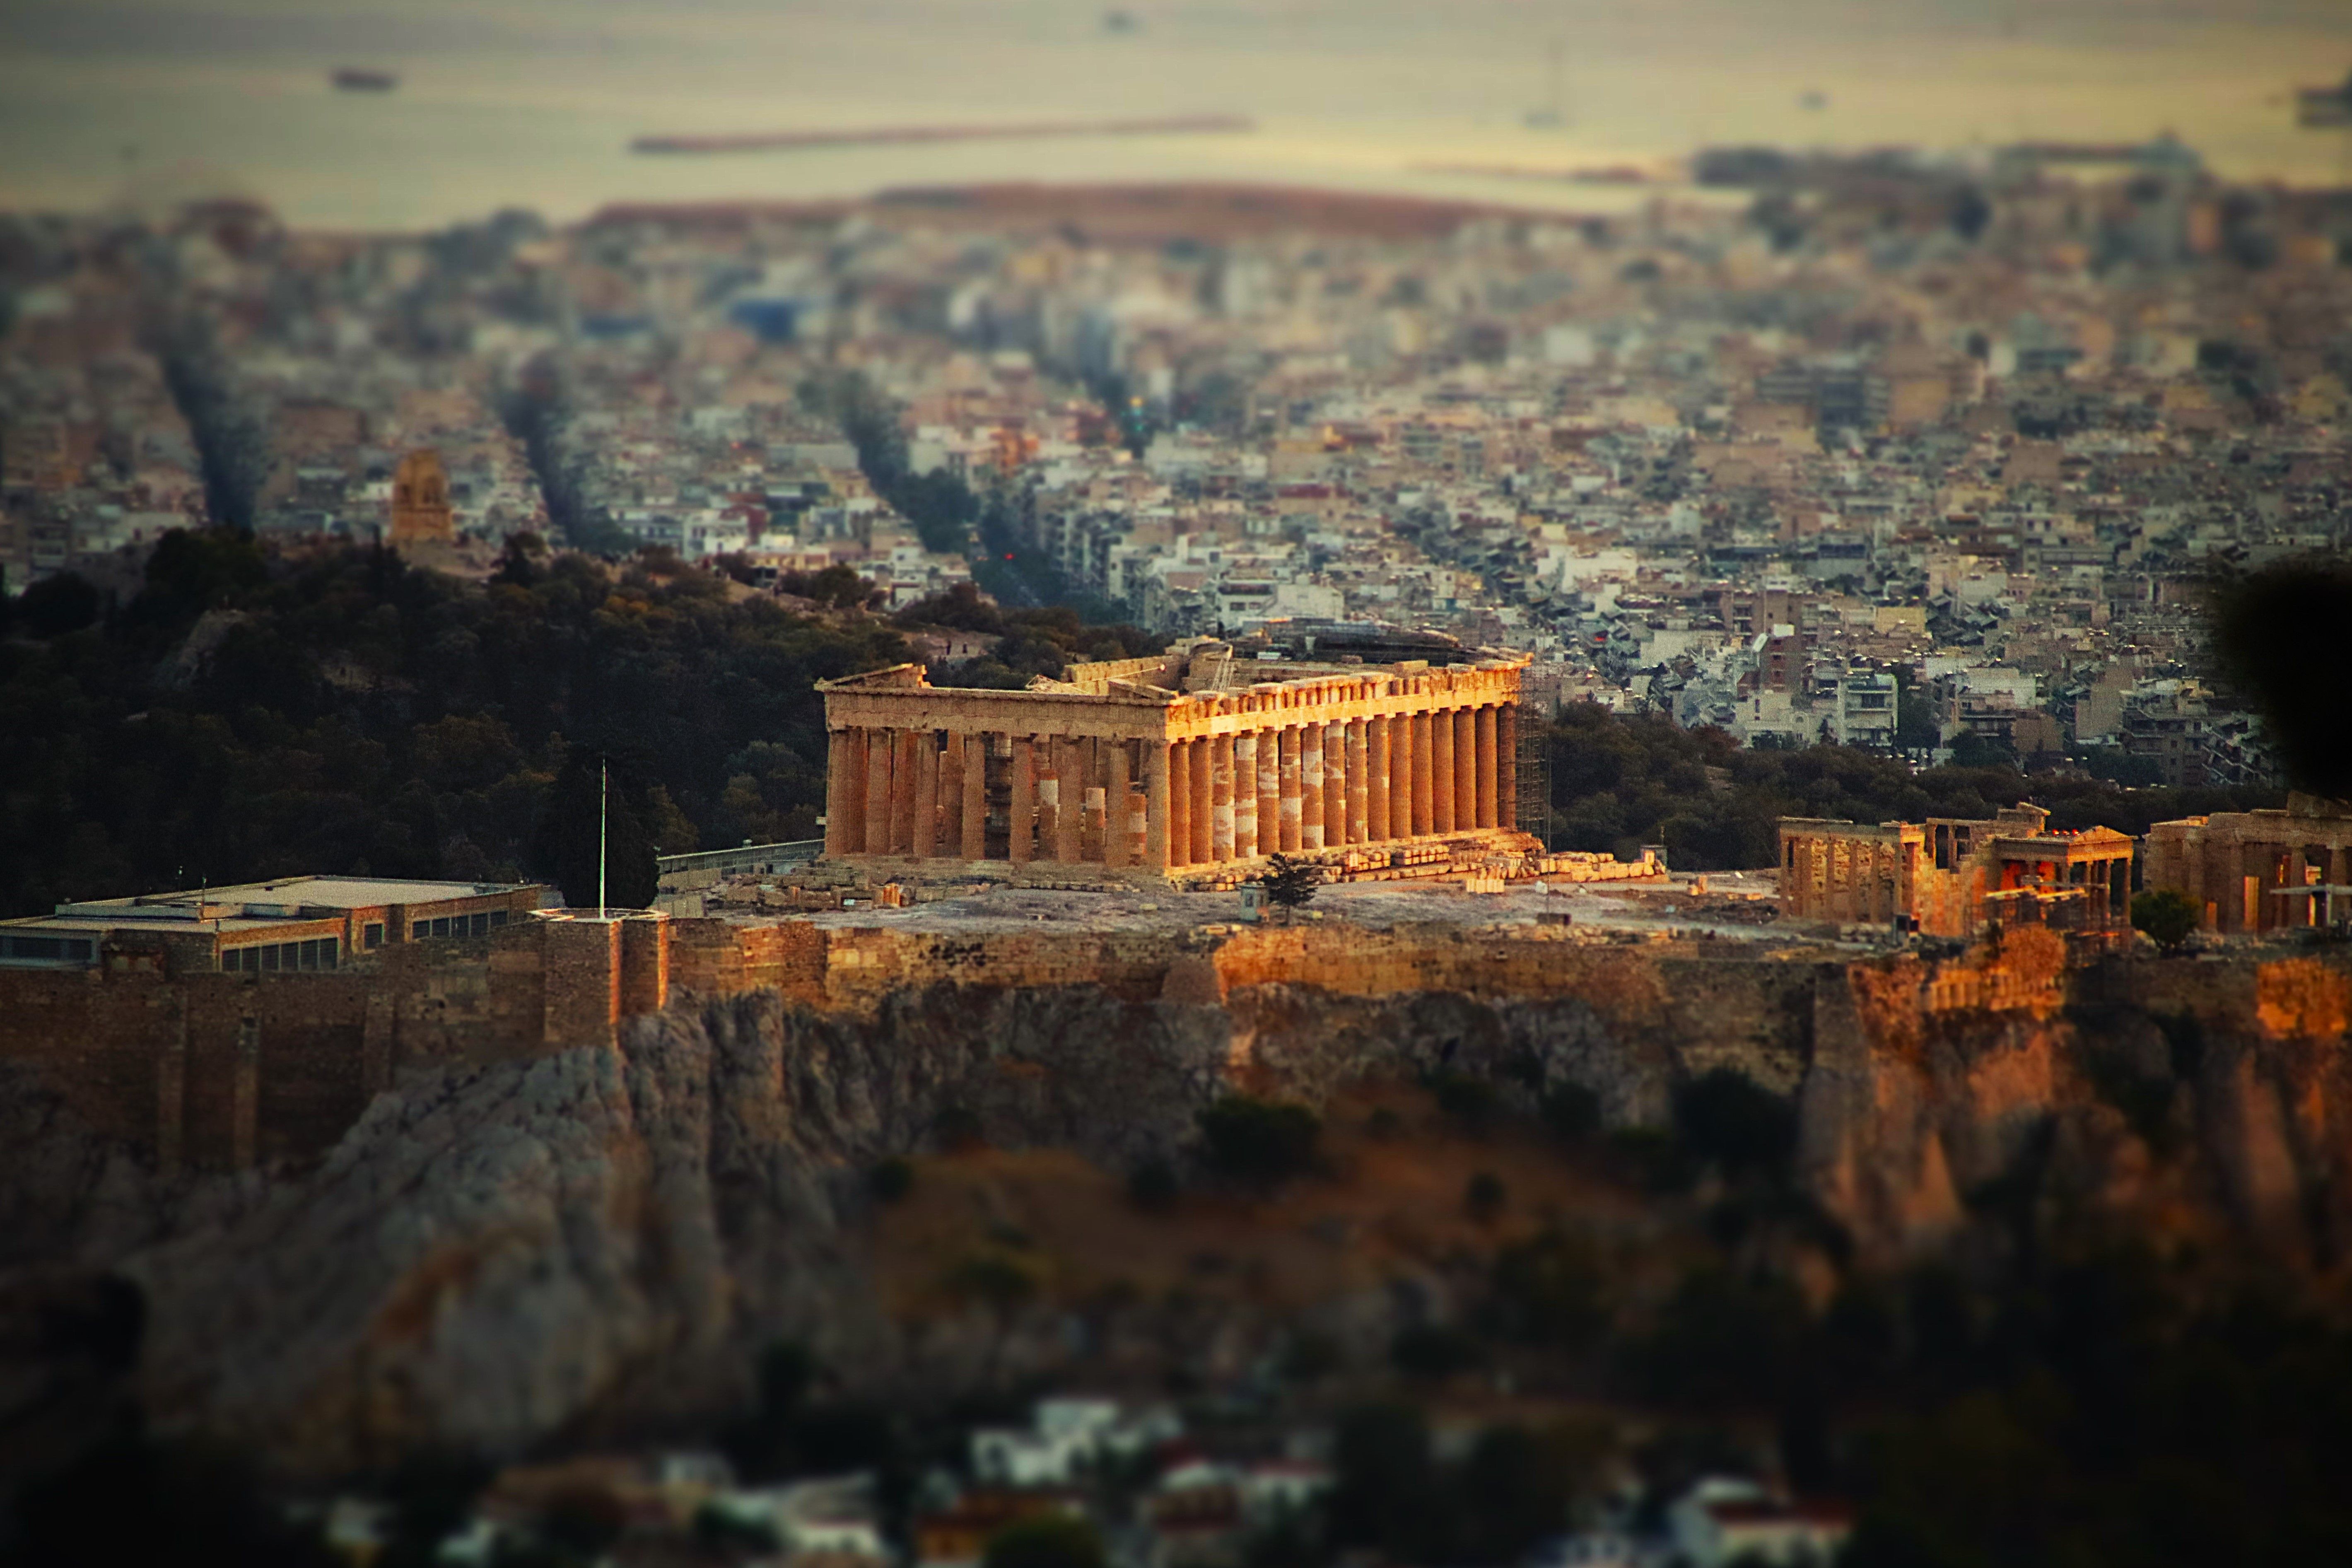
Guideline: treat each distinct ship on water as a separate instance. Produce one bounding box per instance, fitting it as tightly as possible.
[331,68,398,93]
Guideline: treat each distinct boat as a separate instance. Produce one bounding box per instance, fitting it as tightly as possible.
[332,68,398,93]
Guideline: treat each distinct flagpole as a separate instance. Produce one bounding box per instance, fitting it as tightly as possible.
[598,757,608,919]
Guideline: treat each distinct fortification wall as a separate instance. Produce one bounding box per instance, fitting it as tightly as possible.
[0,915,666,1172]
[13,899,2340,1180]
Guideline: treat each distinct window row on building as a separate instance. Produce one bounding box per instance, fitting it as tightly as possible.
[413,910,511,940]
[224,937,341,973]
[0,932,98,966]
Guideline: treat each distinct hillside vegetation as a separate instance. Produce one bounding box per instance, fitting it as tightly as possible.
[0,532,2281,915]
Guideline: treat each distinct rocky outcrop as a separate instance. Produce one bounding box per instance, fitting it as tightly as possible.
[4,942,2346,1473]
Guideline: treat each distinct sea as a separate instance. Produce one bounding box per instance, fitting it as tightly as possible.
[2,0,2350,233]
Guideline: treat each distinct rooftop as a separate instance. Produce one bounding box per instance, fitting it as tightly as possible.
[10,876,548,929]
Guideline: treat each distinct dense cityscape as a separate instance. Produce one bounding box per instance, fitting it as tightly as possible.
[8,28,2352,1568]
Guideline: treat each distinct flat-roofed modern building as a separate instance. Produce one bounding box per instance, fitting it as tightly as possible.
[0,876,554,973]
[816,638,1539,880]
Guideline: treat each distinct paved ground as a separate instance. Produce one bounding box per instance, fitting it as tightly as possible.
[790,867,1862,950]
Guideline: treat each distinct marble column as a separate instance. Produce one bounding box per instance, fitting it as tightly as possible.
[1036,742,1061,862]
[1009,735,1036,865]
[1167,739,1191,867]
[1454,708,1477,835]
[1233,734,1259,859]
[1056,736,1086,864]
[1411,712,1435,835]
[1144,741,1171,871]
[1211,735,1235,861]
[1301,722,1325,851]
[1346,721,1370,844]
[1189,736,1214,866]
[962,733,989,859]
[1498,704,1519,839]
[1369,717,1393,843]
[1475,706,1498,830]
[1382,712,1403,839]
[1278,726,1303,852]
[891,729,920,854]
[1320,721,1345,849]
[914,731,941,858]
[1104,740,1130,869]
[1256,727,1281,855]
[1431,709,1456,834]
[939,733,966,858]
[825,729,853,856]
[864,727,893,855]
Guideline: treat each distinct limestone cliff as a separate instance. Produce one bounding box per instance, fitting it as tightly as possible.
[4,938,2347,1473]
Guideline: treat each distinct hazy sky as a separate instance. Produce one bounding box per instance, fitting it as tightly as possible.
[3,0,2348,228]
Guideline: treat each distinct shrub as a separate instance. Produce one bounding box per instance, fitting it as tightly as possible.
[1257,853,1320,909]
[1425,1069,1500,1134]
[1196,1095,1321,1188]
[1672,1069,1797,1180]
[984,1514,1106,1568]
[1127,1158,1179,1213]
[1541,1082,1603,1142]
[1391,1322,1486,1379]
[868,1157,914,1204]
[931,1105,985,1152]
[2131,888,2201,952]
[1466,1171,1508,1224]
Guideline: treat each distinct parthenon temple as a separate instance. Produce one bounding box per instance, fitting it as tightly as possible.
[817,640,1540,881]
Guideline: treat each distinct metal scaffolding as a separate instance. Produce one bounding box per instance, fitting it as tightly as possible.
[1514,703,1552,848]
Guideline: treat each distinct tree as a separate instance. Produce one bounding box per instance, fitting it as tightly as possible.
[1466,1170,1508,1224]
[16,571,102,637]
[1674,1068,1797,1181]
[983,1515,1105,1568]
[1196,1095,1321,1188]
[2131,888,2201,953]
[1257,852,1320,910]
[528,748,658,910]
[2210,557,2352,798]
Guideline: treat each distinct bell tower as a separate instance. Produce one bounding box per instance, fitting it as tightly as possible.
[389,449,455,545]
